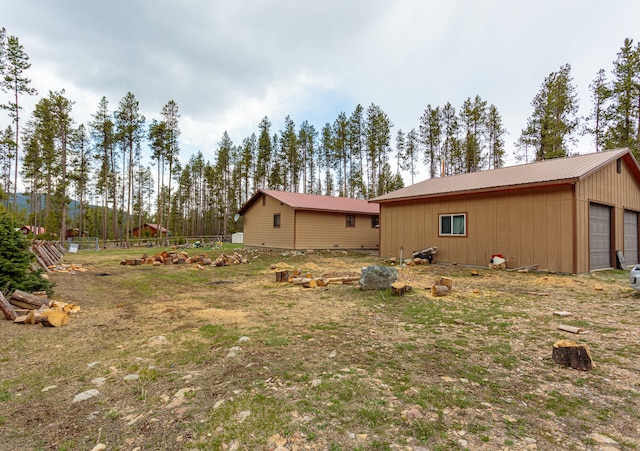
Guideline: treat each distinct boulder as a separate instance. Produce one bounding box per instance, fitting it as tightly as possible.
[359,265,398,290]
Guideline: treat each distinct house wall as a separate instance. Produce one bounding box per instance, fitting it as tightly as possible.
[242,194,295,248]
[575,158,640,272]
[379,185,575,273]
[294,211,379,250]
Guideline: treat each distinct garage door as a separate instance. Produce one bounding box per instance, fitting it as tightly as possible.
[624,210,639,266]
[590,203,612,270]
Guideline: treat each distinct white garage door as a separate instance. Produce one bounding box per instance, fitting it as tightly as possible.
[590,203,612,270]
[624,210,639,266]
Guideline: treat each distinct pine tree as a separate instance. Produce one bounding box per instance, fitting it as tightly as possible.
[485,105,506,169]
[255,116,272,190]
[441,102,460,175]
[419,105,441,178]
[459,95,487,173]
[116,93,145,245]
[517,64,579,160]
[585,69,611,152]
[605,38,640,156]
[0,208,52,295]
[89,96,115,240]
[405,128,418,184]
[0,32,37,211]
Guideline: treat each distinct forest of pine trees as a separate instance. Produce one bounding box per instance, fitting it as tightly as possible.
[1,29,639,243]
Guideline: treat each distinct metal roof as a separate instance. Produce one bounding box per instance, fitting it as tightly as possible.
[238,190,380,215]
[371,148,639,203]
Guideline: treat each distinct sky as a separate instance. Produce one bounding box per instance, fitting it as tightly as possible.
[2,0,640,184]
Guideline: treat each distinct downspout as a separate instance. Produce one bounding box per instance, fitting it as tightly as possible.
[293,209,297,250]
[572,183,578,274]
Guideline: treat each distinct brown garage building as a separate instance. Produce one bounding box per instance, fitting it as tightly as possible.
[238,190,380,250]
[371,148,640,273]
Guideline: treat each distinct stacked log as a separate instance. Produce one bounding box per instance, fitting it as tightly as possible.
[4,291,80,327]
[31,241,66,271]
[212,252,248,266]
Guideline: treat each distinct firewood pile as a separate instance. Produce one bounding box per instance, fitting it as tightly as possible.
[31,240,66,272]
[0,289,80,327]
[274,269,360,288]
[120,251,248,267]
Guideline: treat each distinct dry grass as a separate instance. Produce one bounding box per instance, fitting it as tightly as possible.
[0,247,639,450]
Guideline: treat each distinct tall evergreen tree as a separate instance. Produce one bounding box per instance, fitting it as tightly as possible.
[298,121,317,194]
[419,105,441,178]
[440,102,459,175]
[348,104,365,198]
[517,64,579,160]
[255,116,272,190]
[0,32,37,211]
[365,104,392,196]
[89,96,115,240]
[404,128,418,184]
[459,95,487,173]
[485,104,506,169]
[605,38,640,156]
[585,69,612,152]
[160,100,179,237]
[115,92,145,245]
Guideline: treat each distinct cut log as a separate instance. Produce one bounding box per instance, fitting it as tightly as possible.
[275,270,290,283]
[320,276,360,285]
[0,291,17,321]
[302,279,318,288]
[10,290,49,310]
[434,277,453,291]
[431,285,450,296]
[26,309,43,324]
[13,315,28,324]
[557,324,585,334]
[40,310,69,327]
[291,277,305,285]
[391,282,412,296]
[552,339,593,370]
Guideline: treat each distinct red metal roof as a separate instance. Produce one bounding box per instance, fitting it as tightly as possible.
[371,148,639,203]
[238,190,380,215]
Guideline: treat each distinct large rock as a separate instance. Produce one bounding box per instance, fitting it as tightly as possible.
[359,265,398,290]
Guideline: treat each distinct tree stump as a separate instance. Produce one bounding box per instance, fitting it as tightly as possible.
[391,282,412,296]
[275,270,290,283]
[552,339,593,371]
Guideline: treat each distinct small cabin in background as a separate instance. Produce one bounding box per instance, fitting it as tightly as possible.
[132,223,170,238]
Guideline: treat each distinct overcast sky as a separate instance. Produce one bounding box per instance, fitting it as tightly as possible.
[2,0,639,182]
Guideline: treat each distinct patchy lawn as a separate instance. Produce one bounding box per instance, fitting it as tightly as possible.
[0,247,639,450]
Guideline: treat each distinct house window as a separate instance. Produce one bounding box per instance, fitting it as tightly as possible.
[439,213,466,236]
[273,214,281,228]
[346,215,356,227]
[371,215,380,228]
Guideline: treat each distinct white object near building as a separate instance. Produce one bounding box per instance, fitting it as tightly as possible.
[232,232,244,244]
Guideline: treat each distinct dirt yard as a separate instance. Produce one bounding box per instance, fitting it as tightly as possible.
[0,248,639,450]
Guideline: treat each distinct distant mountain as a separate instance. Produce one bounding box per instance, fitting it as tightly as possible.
[9,193,83,219]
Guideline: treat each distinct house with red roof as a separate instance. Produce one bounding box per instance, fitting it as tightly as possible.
[132,223,169,238]
[237,190,380,250]
[371,148,640,273]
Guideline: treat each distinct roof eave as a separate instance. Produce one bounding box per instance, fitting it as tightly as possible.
[372,179,579,204]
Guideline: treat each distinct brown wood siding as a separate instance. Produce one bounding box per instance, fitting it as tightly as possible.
[379,185,575,273]
[295,211,379,250]
[242,194,295,248]
[575,159,640,272]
